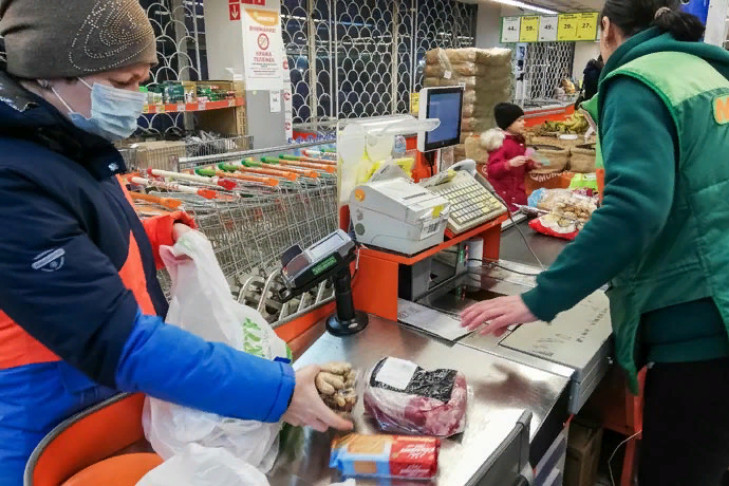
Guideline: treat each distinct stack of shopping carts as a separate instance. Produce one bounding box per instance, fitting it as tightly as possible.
[124,139,339,326]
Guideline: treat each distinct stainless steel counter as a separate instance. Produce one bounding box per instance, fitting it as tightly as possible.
[499,219,567,268]
[268,226,608,485]
[269,317,571,485]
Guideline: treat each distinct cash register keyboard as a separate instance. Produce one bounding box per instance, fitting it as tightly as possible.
[427,171,507,236]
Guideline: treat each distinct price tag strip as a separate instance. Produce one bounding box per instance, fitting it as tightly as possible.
[500,12,599,43]
[575,12,599,41]
[539,16,558,42]
[558,13,579,41]
[501,16,521,44]
[519,16,540,43]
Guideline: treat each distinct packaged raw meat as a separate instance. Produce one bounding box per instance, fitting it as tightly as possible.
[363,357,467,437]
[330,434,440,480]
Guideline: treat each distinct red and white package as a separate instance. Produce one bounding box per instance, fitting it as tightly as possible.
[363,357,467,437]
[529,217,579,241]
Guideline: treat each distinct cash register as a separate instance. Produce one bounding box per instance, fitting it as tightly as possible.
[349,86,507,256]
[349,172,450,256]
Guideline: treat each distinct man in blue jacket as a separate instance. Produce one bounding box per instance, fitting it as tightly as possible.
[0,1,351,483]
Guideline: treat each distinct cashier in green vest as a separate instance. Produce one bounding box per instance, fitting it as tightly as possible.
[462,1,729,485]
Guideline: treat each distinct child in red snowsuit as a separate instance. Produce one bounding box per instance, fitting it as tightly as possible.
[479,103,539,211]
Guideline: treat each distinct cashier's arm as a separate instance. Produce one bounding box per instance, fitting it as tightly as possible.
[462,78,676,332]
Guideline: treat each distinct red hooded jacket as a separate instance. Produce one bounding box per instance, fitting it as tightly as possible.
[478,129,535,211]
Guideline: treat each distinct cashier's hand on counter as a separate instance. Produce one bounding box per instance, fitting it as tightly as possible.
[282,365,354,433]
[461,296,537,336]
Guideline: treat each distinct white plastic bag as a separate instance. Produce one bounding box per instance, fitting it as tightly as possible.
[141,231,292,485]
[137,444,268,486]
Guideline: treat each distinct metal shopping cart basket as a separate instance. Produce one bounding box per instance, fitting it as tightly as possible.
[127,141,339,326]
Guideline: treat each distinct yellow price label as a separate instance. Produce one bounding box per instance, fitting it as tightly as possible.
[519,16,540,43]
[410,93,420,115]
[557,13,579,41]
[575,12,598,41]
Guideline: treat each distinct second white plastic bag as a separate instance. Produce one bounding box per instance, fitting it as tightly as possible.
[139,231,291,485]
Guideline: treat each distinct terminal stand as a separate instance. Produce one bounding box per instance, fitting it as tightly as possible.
[327,266,369,336]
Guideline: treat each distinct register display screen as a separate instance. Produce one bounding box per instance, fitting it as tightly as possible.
[425,89,463,151]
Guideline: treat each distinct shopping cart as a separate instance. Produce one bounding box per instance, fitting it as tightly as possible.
[117,135,252,172]
[127,143,339,326]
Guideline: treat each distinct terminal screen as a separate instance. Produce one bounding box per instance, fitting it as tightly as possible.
[424,89,463,151]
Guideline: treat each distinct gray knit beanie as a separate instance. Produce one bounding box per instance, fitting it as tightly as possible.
[0,0,158,79]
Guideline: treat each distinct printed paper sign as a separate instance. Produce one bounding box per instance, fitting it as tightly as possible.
[501,17,521,44]
[575,12,599,41]
[229,3,241,21]
[519,16,540,43]
[539,16,558,42]
[558,14,580,41]
[242,8,284,91]
[269,91,281,113]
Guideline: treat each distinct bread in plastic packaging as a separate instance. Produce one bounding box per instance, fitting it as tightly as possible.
[330,434,440,480]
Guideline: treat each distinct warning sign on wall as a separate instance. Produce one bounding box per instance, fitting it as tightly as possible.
[242,8,284,91]
[229,3,241,21]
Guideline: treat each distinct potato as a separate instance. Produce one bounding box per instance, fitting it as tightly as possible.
[317,362,358,414]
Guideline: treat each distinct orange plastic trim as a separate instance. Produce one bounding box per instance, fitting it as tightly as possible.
[61,453,162,486]
[276,302,336,343]
[28,394,147,486]
[353,218,506,320]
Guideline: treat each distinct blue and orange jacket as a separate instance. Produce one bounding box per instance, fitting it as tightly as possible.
[0,73,294,483]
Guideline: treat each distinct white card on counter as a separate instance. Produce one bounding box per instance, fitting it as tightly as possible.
[376,358,418,390]
[397,299,472,342]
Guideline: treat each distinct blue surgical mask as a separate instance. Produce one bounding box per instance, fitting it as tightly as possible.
[52,79,146,141]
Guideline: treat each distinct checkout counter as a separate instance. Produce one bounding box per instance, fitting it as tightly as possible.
[269,218,611,485]
[266,99,611,485]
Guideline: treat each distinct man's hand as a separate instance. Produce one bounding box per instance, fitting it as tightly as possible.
[461,296,538,336]
[282,365,354,433]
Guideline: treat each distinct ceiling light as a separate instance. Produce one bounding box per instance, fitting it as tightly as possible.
[491,0,559,15]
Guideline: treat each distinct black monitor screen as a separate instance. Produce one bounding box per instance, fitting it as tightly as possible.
[425,89,463,151]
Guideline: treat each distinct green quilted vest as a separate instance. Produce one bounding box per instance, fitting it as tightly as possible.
[587,52,729,392]
[580,96,602,169]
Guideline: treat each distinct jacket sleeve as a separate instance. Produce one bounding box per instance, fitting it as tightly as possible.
[487,143,512,179]
[142,211,196,269]
[0,172,294,422]
[521,77,677,321]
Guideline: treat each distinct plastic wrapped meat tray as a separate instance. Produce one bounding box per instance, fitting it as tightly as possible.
[363,357,467,437]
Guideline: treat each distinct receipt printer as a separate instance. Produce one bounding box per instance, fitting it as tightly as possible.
[349,178,450,255]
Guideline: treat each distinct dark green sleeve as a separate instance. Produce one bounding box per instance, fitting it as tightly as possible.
[522,77,677,321]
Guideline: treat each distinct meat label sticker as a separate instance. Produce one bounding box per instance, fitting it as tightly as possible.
[375,358,417,390]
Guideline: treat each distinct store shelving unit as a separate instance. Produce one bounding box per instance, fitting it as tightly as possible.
[143,97,245,115]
